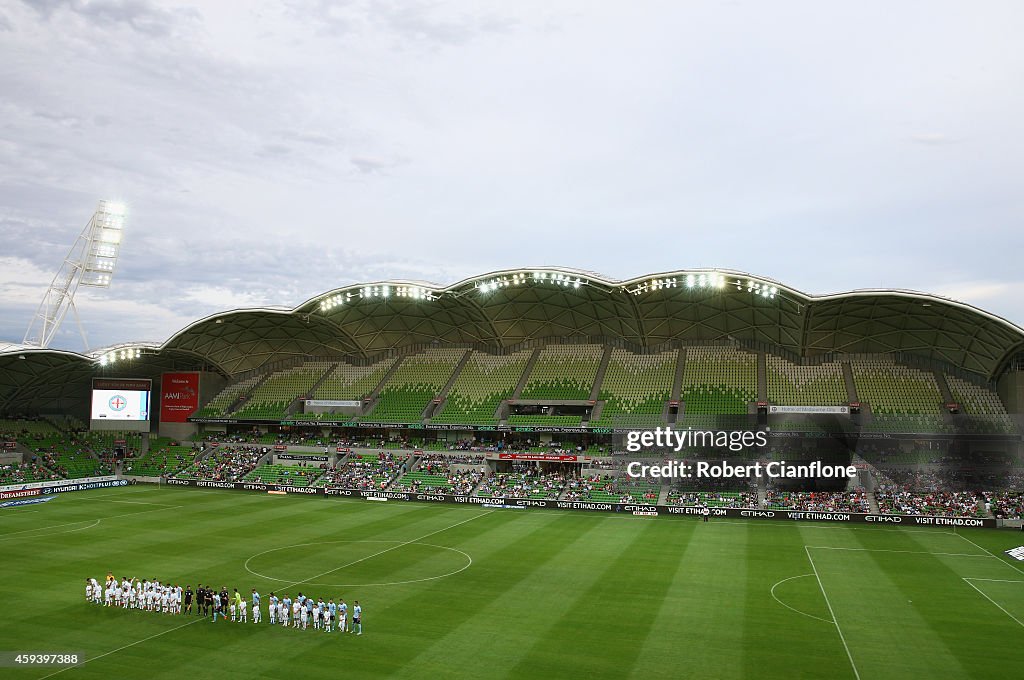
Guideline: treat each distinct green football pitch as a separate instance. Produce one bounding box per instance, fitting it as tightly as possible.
[2,485,1023,680]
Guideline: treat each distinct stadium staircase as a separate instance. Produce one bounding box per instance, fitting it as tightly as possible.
[668,348,686,425]
[756,485,766,509]
[425,350,473,419]
[932,370,955,405]
[841,362,858,403]
[867,493,880,514]
[756,352,767,403]
[289,365,341,415]
[510,348,541,400]
[360,355,407,415]
[226,373,272,415]
[363,349,467,423]
[588,346,614,402]
[369,358,405,399]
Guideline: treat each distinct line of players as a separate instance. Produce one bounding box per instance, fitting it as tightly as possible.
[85,575,363,634]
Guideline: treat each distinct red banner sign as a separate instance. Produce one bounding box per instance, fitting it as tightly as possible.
[497,453,579,462]
[159,372,200,423]
[0,488,41,500]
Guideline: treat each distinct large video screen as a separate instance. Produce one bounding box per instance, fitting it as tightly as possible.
[91,378,151,422]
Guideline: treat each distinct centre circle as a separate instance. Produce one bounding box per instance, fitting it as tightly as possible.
[243,540,472,588]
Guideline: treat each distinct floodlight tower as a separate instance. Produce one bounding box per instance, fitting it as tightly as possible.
[23,200,128,349]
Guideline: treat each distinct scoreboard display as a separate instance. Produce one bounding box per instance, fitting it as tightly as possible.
[91,378,151,430]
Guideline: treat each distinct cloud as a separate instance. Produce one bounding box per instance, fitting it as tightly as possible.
[22,0,198,37]
[286,0,520,45]
[180,285,275,310]
[2,1,1024,354]
[350,155,407,174]
[910,133,959,146]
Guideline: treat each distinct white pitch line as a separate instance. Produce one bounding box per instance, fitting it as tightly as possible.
[963,577,1024,584]
[805,546,861,680]
[952,531,1024,576]
[805,546,992,558]
[769,573,834,624]
[0,518,103,539]
[962,578,1024,629]
[0,504,182,540]
[60,496,178,507]
[276,510,495,593]
[36,617,205,680]
[63,488,163,501]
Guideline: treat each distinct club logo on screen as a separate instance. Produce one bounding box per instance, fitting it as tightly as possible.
[108,395,128,411]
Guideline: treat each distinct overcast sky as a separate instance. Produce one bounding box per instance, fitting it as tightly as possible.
[2,0,1023,352]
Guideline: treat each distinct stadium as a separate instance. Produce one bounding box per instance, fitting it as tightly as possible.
[3,265,1024,679]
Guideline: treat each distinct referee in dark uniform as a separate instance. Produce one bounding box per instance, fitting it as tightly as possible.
[183,585,193,615]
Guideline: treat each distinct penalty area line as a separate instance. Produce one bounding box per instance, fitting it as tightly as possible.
[962,578,1024,629]
[952,531,1024,576]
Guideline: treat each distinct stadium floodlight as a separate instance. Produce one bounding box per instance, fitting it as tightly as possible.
[24,200,128,349]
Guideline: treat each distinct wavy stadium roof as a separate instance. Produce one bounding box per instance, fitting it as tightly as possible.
[2,267,1023,414]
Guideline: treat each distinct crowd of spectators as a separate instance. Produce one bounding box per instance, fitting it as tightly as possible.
[316,452,408,491]
[0,461,60,484]
[763,489,870,513]
[665,489,757,508]
[562,475,658,504]
[475,470,567,499]
[875,484,982,517]
[176,446,263,482]
[392,469,482,495]
[983,491,1024,519]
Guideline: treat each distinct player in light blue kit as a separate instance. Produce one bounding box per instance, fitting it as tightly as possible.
[268,592,278,625]
[251,589,261,624]
[327,599,337,633]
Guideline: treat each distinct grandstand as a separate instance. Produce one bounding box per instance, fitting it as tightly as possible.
[391,454,483,494]
[766,355,847,406]
[191,375,263,418]
[431,350,531,425]
[243,463,323,486]
[292,356,399,422]
[0,267,1021,513]
[124,439,200,477]
[519,344,604,401]
[175,446,263,482]
[850,358,946,432]
[315,452,408,490]
[0,460,59,484]
[665,489,757,509]
[680,346,757,415]
[230,362,331,420]
[363,348,465,423]
[475,471,568,499]
[589,349,676,428]
[563,474,660,504]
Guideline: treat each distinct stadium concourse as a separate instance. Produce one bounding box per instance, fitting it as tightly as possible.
[2,267,1024,522]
